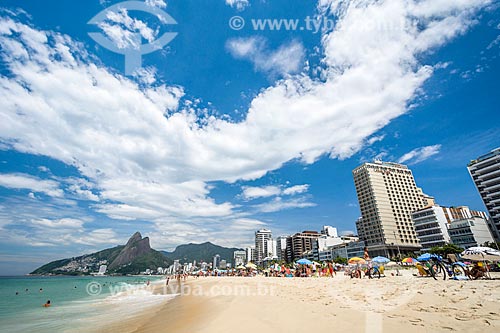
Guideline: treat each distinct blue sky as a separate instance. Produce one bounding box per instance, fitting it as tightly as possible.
[0,0,499,275]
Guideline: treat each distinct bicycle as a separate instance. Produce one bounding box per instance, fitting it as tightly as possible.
[366,265,381,279]
[427,255,467,280]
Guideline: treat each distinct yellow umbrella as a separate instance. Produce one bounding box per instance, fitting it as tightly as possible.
[348,257,366,264]
[245,262,257,269]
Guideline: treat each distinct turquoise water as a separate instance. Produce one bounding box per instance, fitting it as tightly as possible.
[0,276,171,333]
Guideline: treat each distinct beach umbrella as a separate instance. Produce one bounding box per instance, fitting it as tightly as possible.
[416,253,442,262]
[372,256,390,263]
[348,257,366,264]
[245,263,257,269]
[402,257,417,264]
[236,265,246,270]
[461,247,500,262]
[385,261,399,267]
[296,258,312,265]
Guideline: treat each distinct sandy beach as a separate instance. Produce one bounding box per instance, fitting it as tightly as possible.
[100,270,500,333]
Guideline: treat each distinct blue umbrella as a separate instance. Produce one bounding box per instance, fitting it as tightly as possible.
[417,253,442,262]
[372,256,390,263]
[296,258,312,265]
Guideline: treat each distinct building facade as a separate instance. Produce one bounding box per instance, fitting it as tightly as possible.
[291,231,320,261]
[255,229,272,264]
[468,148,500,241]
[412,206,452,252]
[276,236,289,261]
[245,247,256,263]
[448,217,495,249]
[212,254,220,270]
[233,250,246,266]
[353,161,428,257]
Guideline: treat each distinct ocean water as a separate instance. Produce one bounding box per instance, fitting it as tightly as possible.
[0,276,173,333]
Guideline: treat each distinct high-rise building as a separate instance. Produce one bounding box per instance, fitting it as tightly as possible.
[291,231,320,261]
[233,250,246,266]
[255,229,272,264]
[245,247,256,263]
[468,148,500,241]
[276,236,289,261]
[353,161,428,257]
[212,254,220,270]
[219,259,227,270]
[264,238,277,259]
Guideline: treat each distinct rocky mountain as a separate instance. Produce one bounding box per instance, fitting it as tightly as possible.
[31,232,171,275]
[162,242,242,264]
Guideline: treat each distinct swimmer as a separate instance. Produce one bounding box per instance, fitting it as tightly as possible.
[25,288,29,292]
[43,300,51,307]
[15,291,19,295]
[39,288,43,292]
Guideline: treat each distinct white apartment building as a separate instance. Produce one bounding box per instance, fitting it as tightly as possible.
[245,247,255,263]
[413,206,451,252]
[233,250,246,266]
[448,216,495,249]
[255,229,272,264]
[353,161,428,257]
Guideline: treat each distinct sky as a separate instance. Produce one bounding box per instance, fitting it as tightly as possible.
[0,0,499,275]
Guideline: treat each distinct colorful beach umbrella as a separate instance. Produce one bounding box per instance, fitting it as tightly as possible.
[296,258,313,265]
[372,256,390,263]
[402,257,417,264]
[348,257,366,264]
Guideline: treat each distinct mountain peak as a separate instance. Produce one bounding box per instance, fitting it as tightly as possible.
[126,231,143,245]
[108,232,152,270]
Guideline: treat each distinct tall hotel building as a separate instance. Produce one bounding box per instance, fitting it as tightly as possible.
[254,229,272,264]
[353,161,428,257]
[468,148,500,241]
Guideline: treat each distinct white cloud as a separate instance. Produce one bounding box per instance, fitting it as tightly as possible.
[226,37,305,76]
[225,0,249,11]
[145,0,167,9]
[0,173,63,197]
[98,8,158,50]
[241,185,281,200]
[242,184,310,200]
[366,134,386,145]
[398,144,442,164]
[32,217,84,229]
[282,184,309,196]
[0,0,492,245]
[254,197,316,213]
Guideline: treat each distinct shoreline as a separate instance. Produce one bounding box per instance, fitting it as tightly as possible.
[103,272,500,333]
